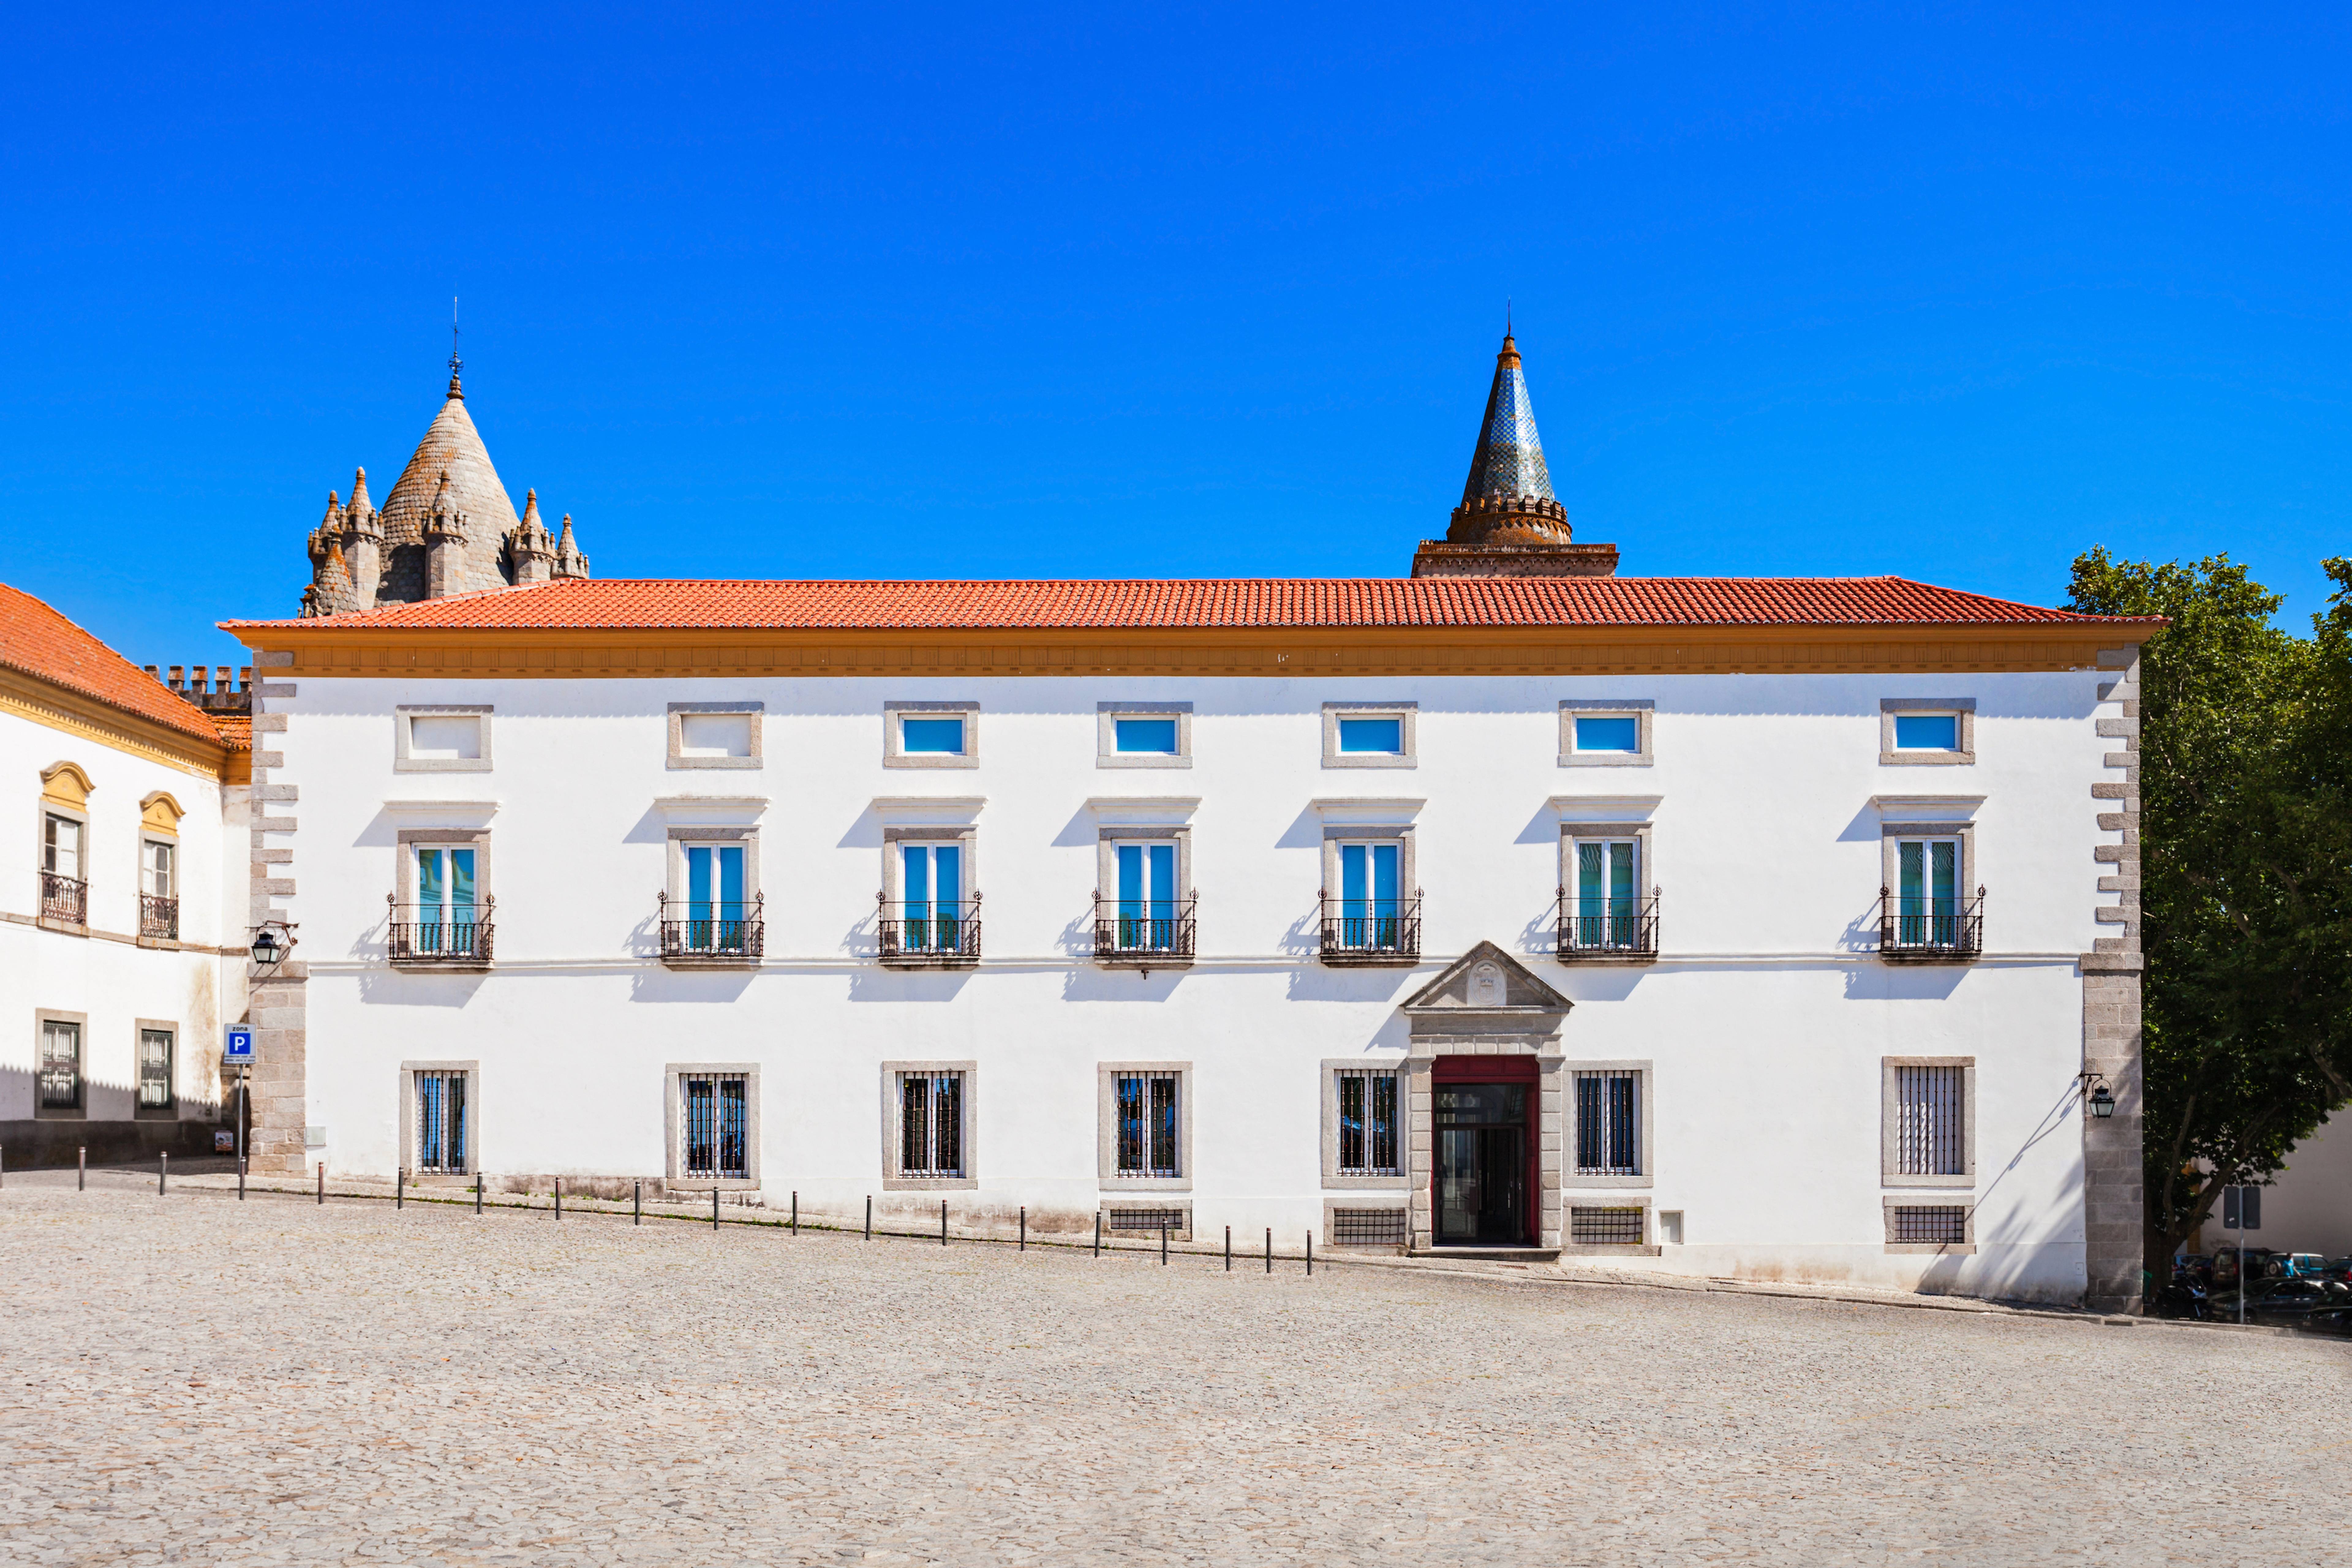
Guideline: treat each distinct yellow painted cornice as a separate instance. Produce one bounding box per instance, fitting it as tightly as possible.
[0,666,230,780]
[231,620,2150,679]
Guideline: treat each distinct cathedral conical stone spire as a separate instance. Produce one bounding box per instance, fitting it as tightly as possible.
[1412,332,1617,579]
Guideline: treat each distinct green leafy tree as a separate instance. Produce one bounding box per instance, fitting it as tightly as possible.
[2067,551,2352,1271]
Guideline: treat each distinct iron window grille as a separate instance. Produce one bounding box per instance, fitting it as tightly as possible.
[1556,888,1660,960]
[40,872,86,926]
[877,894,982,964]
[1893,1065,1965,1177]
[1570,1206,1645,1246]
[1574,1070,1641,1176]
[388,894,496,964]
[38,1021,80,1111]
[1877,884,1985,960]
[658,892,764,961]
[682,1071,750,1180]
[1091,892,1197,964]
[415,1070,468,1173]
[1318,891,1423,965]
[1106,1206,1186,1232]
[1115,1071,1182,1178]
[1330,1208,1409,1248]
[138,1029,174,1111]
[1891,1205,1968,1245]
[898,1070,966,1179]
[140,896,179,941]
[1336,1068,1401,1176]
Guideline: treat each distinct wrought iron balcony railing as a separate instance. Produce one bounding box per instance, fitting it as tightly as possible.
[1318,892,1422,967]
[1556,888,1660,963]
[140,894,179,942]
[40,872,86,927]
[1092,893,1197,968]
[658,893,764,964]
[388,894,496,966]
[1878,886,1985,962]
[878,894,982,966]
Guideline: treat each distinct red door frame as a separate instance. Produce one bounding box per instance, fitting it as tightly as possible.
[1430,1054,1539,1245]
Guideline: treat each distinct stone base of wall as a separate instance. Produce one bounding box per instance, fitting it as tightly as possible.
[1410,540,1619,578]
[0,1119,223,1169]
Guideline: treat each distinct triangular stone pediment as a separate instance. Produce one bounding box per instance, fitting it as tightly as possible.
[1401,941,1570,1016]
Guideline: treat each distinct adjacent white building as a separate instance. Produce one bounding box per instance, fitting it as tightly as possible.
[224,339,2160,1309]
[1,586,253,1164]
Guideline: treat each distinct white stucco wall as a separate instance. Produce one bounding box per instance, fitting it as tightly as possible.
[2241,1116,2352,1260]
[1,706,241,1130]
[279,668,2118,1302]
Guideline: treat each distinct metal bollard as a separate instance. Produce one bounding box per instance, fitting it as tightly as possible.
[554,1176,562,1221]
[317,1162,325,1205]
[1265,1226,1272,1275]
[1,1143,6,1189]
[475,1171,483,1214]
[941,1199,948,1247]
[1019,1206,1026,1252]
[1225,1225,1231,1272]
[634,1179,642,1226]
[160,1152,168,1196]
[791,1190,797,1236]
[1160,1224,1168,1266]
[865,1195,872,1241]
[713,1186,721,1231]
[237,1155,245,1201]
[78,1146,85,1191]
[1093,1211,1102,1258]
[1306,1230,1313,1277]
[397,1168,405,1210]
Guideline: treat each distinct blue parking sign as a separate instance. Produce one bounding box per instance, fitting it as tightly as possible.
[223,1025,254,1064]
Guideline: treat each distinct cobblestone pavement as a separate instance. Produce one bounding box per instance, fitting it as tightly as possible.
[2,1176,2346,1566]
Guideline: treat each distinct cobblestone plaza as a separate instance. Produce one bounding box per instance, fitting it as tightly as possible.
[2,1178,2343,1565]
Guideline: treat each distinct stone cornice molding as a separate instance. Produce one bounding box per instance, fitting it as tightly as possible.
[228,621,2156,681]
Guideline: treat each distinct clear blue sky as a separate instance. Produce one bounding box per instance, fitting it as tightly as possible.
[2,6,2346,670]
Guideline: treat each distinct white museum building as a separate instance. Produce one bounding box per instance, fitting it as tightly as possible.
[224,339,2161,1310]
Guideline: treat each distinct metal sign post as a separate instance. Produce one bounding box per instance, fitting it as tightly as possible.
[2222,1184,2262,1323]
[223,1025,255,1200]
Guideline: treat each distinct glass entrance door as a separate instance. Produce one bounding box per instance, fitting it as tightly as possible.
[1434,1083,1528,1244]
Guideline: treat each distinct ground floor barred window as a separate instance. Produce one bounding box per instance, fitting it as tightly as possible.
[416,1070,467,1173]
[682,1072,749,1180]
[1335,1068,1399,1175]
[1570,1206,1645,1246]
[899,1070,965,1179]
[1890,1205,1968,1246]
[1115,1071,1181,1178]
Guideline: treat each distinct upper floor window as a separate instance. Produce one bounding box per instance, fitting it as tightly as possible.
[1879,698,1975,766]
[884,701,979,769]
[393,836,493,965]
[396,706,493,773]
[1099,702,1193,768]
[43,813,81,881]
[668,703,762,770]
[40,812,86,927]
[1559,700,1654,767]
[141,839,174,899]
[662,836,760,962]
[1322,702,1417,769]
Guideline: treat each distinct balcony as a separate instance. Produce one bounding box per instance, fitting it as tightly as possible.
[1318,893,1422,967]
[658,893,764,968]
[388,895,496,968]
[140,895,180,943]
[1556,889,1660,964]
[1092,893,1197,971]
[1878,886,1984,963]
[878,894,981,968]
[38,872,86,930]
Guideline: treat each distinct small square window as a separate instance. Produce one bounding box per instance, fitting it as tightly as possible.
[1894,714,1960,751]
[1879,699,1975,766]
[1574,715,1640,753]
[1322,704,1416,769]
[1115,717,1179,754]
[884,703,980,769]
[668,704,763,770]
[396,706,493,773]
[1559,701,1653,767]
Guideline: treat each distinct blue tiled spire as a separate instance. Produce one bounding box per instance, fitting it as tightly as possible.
[1460,335,1554,506]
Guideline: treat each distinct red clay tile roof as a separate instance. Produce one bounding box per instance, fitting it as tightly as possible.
[210,711,253,751]
[224,576,2154,634]
[0,585,228,746]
